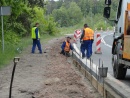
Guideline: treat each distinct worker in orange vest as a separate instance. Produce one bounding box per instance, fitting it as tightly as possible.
[60,36,73,57]
[80,24,94,59]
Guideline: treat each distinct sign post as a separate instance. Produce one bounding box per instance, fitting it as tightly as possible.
[0,6,11,52]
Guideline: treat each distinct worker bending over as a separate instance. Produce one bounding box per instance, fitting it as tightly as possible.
[80,24,94,59]
[60,36,73,57]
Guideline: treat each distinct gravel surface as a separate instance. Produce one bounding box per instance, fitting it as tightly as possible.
[0,37,102,98]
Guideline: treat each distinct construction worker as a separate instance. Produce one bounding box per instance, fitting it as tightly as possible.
[31,23,42,54]
[80,24,94,59]
[60,36,73,57]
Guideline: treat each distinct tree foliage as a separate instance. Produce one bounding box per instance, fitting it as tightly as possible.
[0,0,58,47]
[47,0,119,29]
[52,2,82,27]
[0,0,120,47]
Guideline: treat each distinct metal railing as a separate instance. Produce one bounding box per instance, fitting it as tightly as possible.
[72,50,108,98]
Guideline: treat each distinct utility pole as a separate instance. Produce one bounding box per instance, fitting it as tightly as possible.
[0,6,11,52]
[1,7,4,52]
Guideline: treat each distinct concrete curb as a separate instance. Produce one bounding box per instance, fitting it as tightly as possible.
[72,55,130,98]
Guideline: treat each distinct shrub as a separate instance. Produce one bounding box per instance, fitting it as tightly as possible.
[31,6,58,35]
[52,2,83,27]
[4,30,20,45]
[44,17,59,35]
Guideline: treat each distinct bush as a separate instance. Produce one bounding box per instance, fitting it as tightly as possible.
[52,2,83,27]
[44,17,59,35]
[31,7,46,33]
[4,30,20,45]
[94,21,111,31]
[31,7,58,35]
[12,22,27,37]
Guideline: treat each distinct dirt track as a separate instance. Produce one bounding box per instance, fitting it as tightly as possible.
[0,37,102,98]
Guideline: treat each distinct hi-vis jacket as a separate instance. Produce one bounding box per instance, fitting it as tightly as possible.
[61,41,73,52]
[31,27,40,39]
[64,41,70,51]
[82,28,94,40]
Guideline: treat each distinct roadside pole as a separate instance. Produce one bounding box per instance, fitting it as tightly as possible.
[1,7,4,52]
[9,57,20,98]
[0,6,11,52]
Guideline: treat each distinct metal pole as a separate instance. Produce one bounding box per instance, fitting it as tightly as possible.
[72,50,73,58]
[1,7,4,52]
[102,61,104,98]
[86,57,87,68]
[98,58,101,82]
[9,62,16,98]
[90,58,91,73]
[92,59,93,75]
[9,57,20,98]
[96,62,98,79]
[92,59,93,74]
[79,48,82,61]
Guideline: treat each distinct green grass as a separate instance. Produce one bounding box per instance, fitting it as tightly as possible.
[0,44,17,68]
[0,38,27,68]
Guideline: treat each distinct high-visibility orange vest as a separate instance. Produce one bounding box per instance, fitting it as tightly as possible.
[64,41,70,52]
[90,29,94,40]
[83,28,94,40]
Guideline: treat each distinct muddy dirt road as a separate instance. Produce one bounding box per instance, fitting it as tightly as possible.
[0,37,102,98]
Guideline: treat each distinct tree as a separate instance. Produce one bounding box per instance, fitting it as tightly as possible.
[67,2,82,25]
[77,0,88,17]
[52,6,69,27]
[52,2,82,27]
[28,0,45,8]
